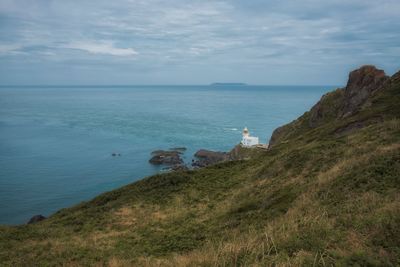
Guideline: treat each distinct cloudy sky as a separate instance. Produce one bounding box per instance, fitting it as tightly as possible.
[0,0,399,85]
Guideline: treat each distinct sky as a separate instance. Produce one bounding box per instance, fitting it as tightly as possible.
[0,0,399,85]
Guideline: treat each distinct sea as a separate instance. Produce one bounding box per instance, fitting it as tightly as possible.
[0,85,337,225]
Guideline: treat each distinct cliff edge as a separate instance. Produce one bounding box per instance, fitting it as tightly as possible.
[269,65,395,146]
[1,65,399,266]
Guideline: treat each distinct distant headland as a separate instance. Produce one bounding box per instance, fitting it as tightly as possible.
[210,83,247,86]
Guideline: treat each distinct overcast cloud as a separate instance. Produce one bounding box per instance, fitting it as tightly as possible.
[0,0,399,85]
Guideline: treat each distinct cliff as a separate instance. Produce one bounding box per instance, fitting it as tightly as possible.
[0,66,399,266]
[269,65,393,146]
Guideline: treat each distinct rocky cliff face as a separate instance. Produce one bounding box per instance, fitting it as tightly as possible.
[341,65,389,117]
[308,89,344,128]
[270,65,391,146]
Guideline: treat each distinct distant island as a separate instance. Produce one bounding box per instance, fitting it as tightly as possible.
[210,82,247,86]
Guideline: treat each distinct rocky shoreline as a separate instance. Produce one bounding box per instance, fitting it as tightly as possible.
[192,149,229,168]
[149,147,231,170]
[148,144,262,171]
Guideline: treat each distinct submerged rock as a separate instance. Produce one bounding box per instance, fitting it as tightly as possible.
[27,214,46,224]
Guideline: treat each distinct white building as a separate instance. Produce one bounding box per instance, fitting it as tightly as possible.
[241,127,259,147]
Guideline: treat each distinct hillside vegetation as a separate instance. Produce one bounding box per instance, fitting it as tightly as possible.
[0,66,399,266]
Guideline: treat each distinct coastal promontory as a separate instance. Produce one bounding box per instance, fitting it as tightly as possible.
[1,65,399,266]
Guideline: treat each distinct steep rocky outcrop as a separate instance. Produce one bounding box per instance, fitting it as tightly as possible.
[340,65,389,117]
[268,123,295,146]
[309,65,388,127]
[308,89,344,128]
[270,65,391,146]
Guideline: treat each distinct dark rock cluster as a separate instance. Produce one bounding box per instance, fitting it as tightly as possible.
[149,150,184,165]
[191,149,229,168]
[149,144,254,171]
[27,214,46,224]
[341,65,389,117]
[191,145,252,168]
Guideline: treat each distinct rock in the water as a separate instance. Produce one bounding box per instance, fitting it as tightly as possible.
[28,214,46,224]
[194,149,228,159]
[192,149,229,168]
[170,147,187,152]
[149,150,183,165]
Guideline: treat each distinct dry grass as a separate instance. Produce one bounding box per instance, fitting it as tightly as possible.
[1,79,399,266]
[108,257,134,267]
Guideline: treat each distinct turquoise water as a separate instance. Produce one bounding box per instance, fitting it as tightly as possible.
[0,85,336,225]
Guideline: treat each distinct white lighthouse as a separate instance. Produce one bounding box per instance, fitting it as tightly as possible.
[241,127,259,147]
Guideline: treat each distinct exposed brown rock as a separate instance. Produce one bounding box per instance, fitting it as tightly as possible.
[308,65,389,126]
[333,116,383,137]
[149,150,183,165]
[192,149,229,168]
[341,65,389,117]
[269,124,292,146]
[27,214,46,224]
[228,144,245,160]
[391,70,400,84]
[308,89,344,128]
[269,65,391,146]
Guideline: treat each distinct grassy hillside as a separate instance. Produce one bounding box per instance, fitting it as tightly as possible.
[1,67,399,266]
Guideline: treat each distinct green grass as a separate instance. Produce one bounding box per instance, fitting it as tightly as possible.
[0,72,399,266]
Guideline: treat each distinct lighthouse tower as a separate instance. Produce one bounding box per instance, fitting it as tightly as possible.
[241,127,259,147]
[243,127,249,137]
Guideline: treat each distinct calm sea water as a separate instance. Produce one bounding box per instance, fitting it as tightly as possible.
[0,85,336,225]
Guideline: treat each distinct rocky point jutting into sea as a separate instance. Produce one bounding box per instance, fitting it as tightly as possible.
[2,65,400,266]
[151,65,394,172]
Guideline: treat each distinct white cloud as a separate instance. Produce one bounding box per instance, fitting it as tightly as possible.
[0,44,23,55]
[0,0,399,84]
[65,41,138,57]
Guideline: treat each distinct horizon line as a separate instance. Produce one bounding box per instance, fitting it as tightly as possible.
[0,84,342,87]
